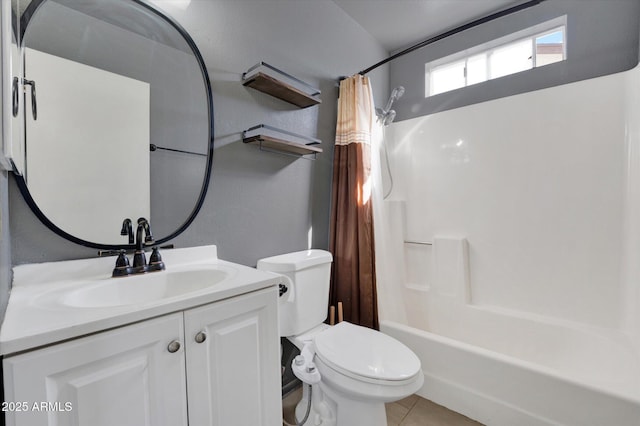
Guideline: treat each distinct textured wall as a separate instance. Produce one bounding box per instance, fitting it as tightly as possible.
[390,0,640,121]
[0,2,11,319]
[0,171,9,321]
[8,0,388,267]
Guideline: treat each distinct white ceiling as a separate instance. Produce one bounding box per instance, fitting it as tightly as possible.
[332,0,522,52]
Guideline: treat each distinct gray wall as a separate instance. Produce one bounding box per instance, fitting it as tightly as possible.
[0,171,10,320]
[1,0,10,318]
[8,0,388,267]
[390,0,640,121]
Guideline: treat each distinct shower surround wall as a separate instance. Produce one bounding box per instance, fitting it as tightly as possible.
[377,64,640,426]
[374,2,640,424]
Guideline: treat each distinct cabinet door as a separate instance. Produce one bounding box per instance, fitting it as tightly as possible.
[1,0,24,172]
[3,313,188,426]
[185,287,282,426]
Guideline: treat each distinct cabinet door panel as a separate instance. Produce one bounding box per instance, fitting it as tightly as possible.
[185,287,281,426]
[3,314,188,426]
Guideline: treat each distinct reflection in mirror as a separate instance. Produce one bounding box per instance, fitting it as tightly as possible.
[25,47,151,243]
[14,0,213,247]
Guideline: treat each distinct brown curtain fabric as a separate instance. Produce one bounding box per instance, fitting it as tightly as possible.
[329,75,379,330]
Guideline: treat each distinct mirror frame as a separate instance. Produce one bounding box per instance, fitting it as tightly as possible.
[13,0,214,250]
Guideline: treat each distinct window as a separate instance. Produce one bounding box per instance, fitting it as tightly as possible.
[426,17,566,97]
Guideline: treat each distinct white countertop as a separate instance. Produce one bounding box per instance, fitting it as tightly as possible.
[0,245,282,355]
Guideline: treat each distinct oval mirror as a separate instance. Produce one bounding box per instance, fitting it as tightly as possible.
[13,0,213,249]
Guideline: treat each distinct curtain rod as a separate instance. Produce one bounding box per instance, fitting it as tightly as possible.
[357,0,548,76]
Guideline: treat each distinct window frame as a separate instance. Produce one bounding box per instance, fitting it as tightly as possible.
[425,15,567,97]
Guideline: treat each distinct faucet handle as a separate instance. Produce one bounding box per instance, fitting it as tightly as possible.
[148,247,166,272]
[114,250,130,267]
[112,250,133,277]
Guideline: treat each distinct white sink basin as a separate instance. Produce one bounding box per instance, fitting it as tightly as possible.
[1,246,282,356]
[62,267,230,308]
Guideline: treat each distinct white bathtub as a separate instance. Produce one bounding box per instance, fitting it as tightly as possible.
[381,317,640,426]
[374,68,640,426]
[374,66,640,426]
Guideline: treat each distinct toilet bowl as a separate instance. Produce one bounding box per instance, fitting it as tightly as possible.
[294,322,423,426]
[257,250,423,426]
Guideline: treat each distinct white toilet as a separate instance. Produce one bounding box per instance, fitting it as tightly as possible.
[257,249,423,426]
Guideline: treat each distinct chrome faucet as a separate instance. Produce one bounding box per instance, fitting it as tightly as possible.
[112,217,165,277]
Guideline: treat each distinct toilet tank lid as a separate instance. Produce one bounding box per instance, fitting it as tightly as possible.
[257,249,332,272]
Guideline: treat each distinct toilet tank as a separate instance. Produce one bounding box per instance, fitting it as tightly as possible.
[257,250,332,337]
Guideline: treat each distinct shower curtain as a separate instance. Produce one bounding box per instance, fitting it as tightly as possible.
[329,74,379,330]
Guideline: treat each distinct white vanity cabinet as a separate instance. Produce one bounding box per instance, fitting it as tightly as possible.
[2,287,281,426]
[3,312,189,426]
[184,286,281,425]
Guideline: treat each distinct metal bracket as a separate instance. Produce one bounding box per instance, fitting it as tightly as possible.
[23,78,37,120]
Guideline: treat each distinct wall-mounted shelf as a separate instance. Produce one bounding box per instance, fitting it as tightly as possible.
[243,124,322,159]
[242,62,321,108]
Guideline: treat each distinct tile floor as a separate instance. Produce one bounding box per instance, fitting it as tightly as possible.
[282,388,483,426]
[386,394,483,426]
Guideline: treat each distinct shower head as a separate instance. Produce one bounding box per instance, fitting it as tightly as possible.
[384,86,405,112]
[377,86,405,125]
[392,85,405,99]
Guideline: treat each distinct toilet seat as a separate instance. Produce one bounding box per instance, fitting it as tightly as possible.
[313,322,421,385]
